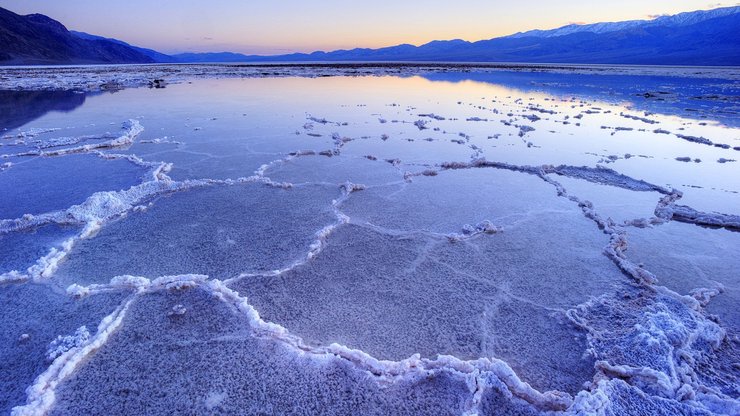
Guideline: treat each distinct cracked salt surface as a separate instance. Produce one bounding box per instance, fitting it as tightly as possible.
[265,154,404,186]
[48,287,471,416]
[341,167,574,233]
[1,68,739,415]
[230,214,622,394]
[162,151,283,181]
[549,175,664,225]
[0,224,80,278]
[0,153,146,220]
[51,183,340,287]
[0,283,125,414]
[626,222,740,331]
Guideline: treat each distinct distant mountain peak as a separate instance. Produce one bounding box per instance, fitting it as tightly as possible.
[508,5,740,39]
[0,6,160,65]
[69,30,176,63]
[24,13,69,33]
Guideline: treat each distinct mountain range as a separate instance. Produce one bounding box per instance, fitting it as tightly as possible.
[68,30,176,63]
[1,5,738,66]
[508,6,740,38]
[0,7,155,64]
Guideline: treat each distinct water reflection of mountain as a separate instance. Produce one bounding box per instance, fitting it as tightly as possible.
[0,90,87,131]
[420,71,740,127]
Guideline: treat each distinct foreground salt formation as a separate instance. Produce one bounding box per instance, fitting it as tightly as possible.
[1,69,738,415]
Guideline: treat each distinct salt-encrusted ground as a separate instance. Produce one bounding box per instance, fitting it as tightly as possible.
[1,66,738,415]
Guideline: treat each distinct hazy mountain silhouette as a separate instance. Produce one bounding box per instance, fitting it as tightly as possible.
[69,31,176,63]
[0,7,159,65]
[174,7,740,65]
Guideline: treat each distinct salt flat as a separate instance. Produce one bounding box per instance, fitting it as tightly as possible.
[1,65,738,415]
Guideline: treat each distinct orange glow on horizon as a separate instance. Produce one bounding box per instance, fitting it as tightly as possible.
[1,0,736,55]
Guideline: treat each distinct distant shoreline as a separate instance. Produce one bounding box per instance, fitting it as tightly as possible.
[1,63,739,92]
[4,61,740,69]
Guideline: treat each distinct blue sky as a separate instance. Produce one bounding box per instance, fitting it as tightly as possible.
[1,1,736,54]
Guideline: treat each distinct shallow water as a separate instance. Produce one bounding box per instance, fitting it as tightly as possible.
[1,68,739,415]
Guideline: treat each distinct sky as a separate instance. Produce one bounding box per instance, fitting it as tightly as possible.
[1,1,737,55]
